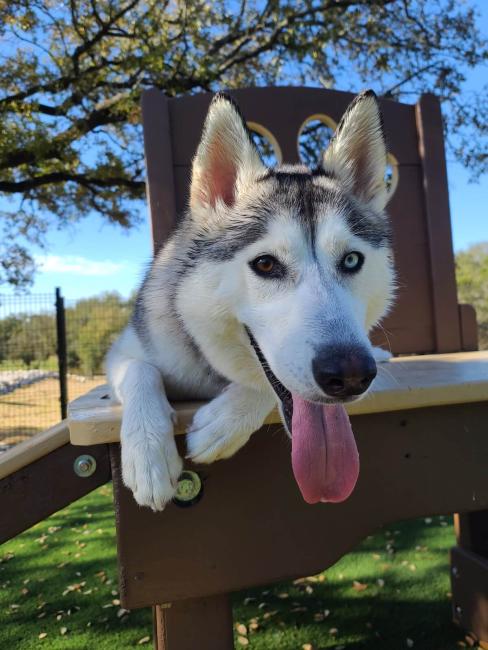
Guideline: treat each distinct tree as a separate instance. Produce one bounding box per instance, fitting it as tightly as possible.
[6,314,56,366]
[0,0,486,286]
[66,292,131,375]
[0,315,22,362]
[456,243,488,350]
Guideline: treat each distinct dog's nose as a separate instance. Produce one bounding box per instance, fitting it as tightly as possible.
[312,347,377,399]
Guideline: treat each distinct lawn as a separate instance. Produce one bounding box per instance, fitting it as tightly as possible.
[0,375,104,445]
[0,485,473,649]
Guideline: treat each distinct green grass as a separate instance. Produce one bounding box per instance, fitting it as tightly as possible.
[0,356,59,372]
[0,486,472,649]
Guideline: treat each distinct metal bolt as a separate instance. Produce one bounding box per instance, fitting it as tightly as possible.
[73,455,97,478]
[173,470,203,507]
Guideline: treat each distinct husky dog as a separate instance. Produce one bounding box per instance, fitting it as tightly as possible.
[106,90,395,511]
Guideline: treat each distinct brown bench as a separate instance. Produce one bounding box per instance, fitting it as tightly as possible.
[2,86,488,649]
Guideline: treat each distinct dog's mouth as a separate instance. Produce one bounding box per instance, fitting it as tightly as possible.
[246,327,360,505]
[246,328,293,432]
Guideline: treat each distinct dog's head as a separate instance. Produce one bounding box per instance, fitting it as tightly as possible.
[187,91,395,503]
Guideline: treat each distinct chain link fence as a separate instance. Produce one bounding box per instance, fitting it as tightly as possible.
[0,290,131,449]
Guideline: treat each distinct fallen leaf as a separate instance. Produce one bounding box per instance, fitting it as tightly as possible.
[329,627,338,635]
[406,639,414,648]
[38,633,47,639]
[302,644,314,650]
[236,623,247,636]
[352,581,368,592]
[60,627,68,635]
[377,579,385,587]
[138,636,150,645]
[277,592,289,599]
[237,636,249,646]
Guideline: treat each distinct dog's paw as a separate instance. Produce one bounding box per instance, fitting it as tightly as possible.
[186,398,251,464]
[372,346,392,363]
[121,410,182,511]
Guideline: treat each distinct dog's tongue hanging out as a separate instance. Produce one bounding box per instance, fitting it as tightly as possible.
[291,397,359,504]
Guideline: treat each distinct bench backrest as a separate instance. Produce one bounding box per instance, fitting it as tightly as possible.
[141,86,474,355]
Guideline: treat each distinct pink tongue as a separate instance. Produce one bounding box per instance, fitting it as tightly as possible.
[291,396,359,504]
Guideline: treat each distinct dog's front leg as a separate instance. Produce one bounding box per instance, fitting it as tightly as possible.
[111,359,183,511]
[186,383,275,464]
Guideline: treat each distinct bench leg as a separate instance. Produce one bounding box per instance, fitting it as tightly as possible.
[451,512,488,647]
[153,594,234,650]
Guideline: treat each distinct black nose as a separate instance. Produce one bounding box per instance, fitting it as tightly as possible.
[312,346,377,399]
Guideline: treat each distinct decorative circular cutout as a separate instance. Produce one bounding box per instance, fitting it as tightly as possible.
[385,153,399,199]
[297,114,337,167]
[247,122,281,167]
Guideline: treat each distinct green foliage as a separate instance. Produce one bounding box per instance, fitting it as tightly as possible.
[456,242,488,349]
[0,0,486,286]
[0,292,130,375]
[66,293,131,375]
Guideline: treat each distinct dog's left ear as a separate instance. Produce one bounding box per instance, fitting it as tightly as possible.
[190,93,265,211]
[323,90,388,211]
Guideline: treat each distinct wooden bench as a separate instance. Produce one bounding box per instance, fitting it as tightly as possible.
[1,87,488,649]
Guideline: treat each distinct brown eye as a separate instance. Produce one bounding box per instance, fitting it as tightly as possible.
[255,256,275,273]
[249,255,285,279]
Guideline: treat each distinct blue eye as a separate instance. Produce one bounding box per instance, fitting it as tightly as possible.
[340,251,364,273]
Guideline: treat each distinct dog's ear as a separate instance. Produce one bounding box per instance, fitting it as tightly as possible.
[323,90,388,211]
[190,93,265,211]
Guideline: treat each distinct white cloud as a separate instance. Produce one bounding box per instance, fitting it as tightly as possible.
[35,255,127,276]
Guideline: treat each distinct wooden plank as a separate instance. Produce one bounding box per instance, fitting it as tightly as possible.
[415,94,461,352]
[0,421,69,480]
[459,304,479,351]
[0,443,110,544]
[110,402,488,609]
[153,596,234,650]
[451,546,488,645]
[142,89,178,253]
[68,351,488,446]
[455,512,488,557]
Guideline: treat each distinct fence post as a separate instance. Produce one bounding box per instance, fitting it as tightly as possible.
[55,288,68,420]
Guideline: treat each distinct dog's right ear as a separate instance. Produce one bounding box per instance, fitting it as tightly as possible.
[190,93,265,212]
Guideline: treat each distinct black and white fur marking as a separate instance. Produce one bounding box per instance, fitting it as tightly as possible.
[106,90,395,510]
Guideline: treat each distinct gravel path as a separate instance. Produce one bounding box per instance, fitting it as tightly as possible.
[0,369,58,396]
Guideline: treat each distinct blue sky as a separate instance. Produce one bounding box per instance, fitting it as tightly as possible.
[2,4,487,302]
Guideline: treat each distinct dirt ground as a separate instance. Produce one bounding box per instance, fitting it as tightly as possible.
[0,375,105,445]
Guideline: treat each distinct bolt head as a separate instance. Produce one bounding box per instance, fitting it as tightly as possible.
[173,471,203,507]
[73,455,97,478]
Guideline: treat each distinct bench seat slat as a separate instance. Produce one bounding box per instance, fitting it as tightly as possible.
[68,351,488,446]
